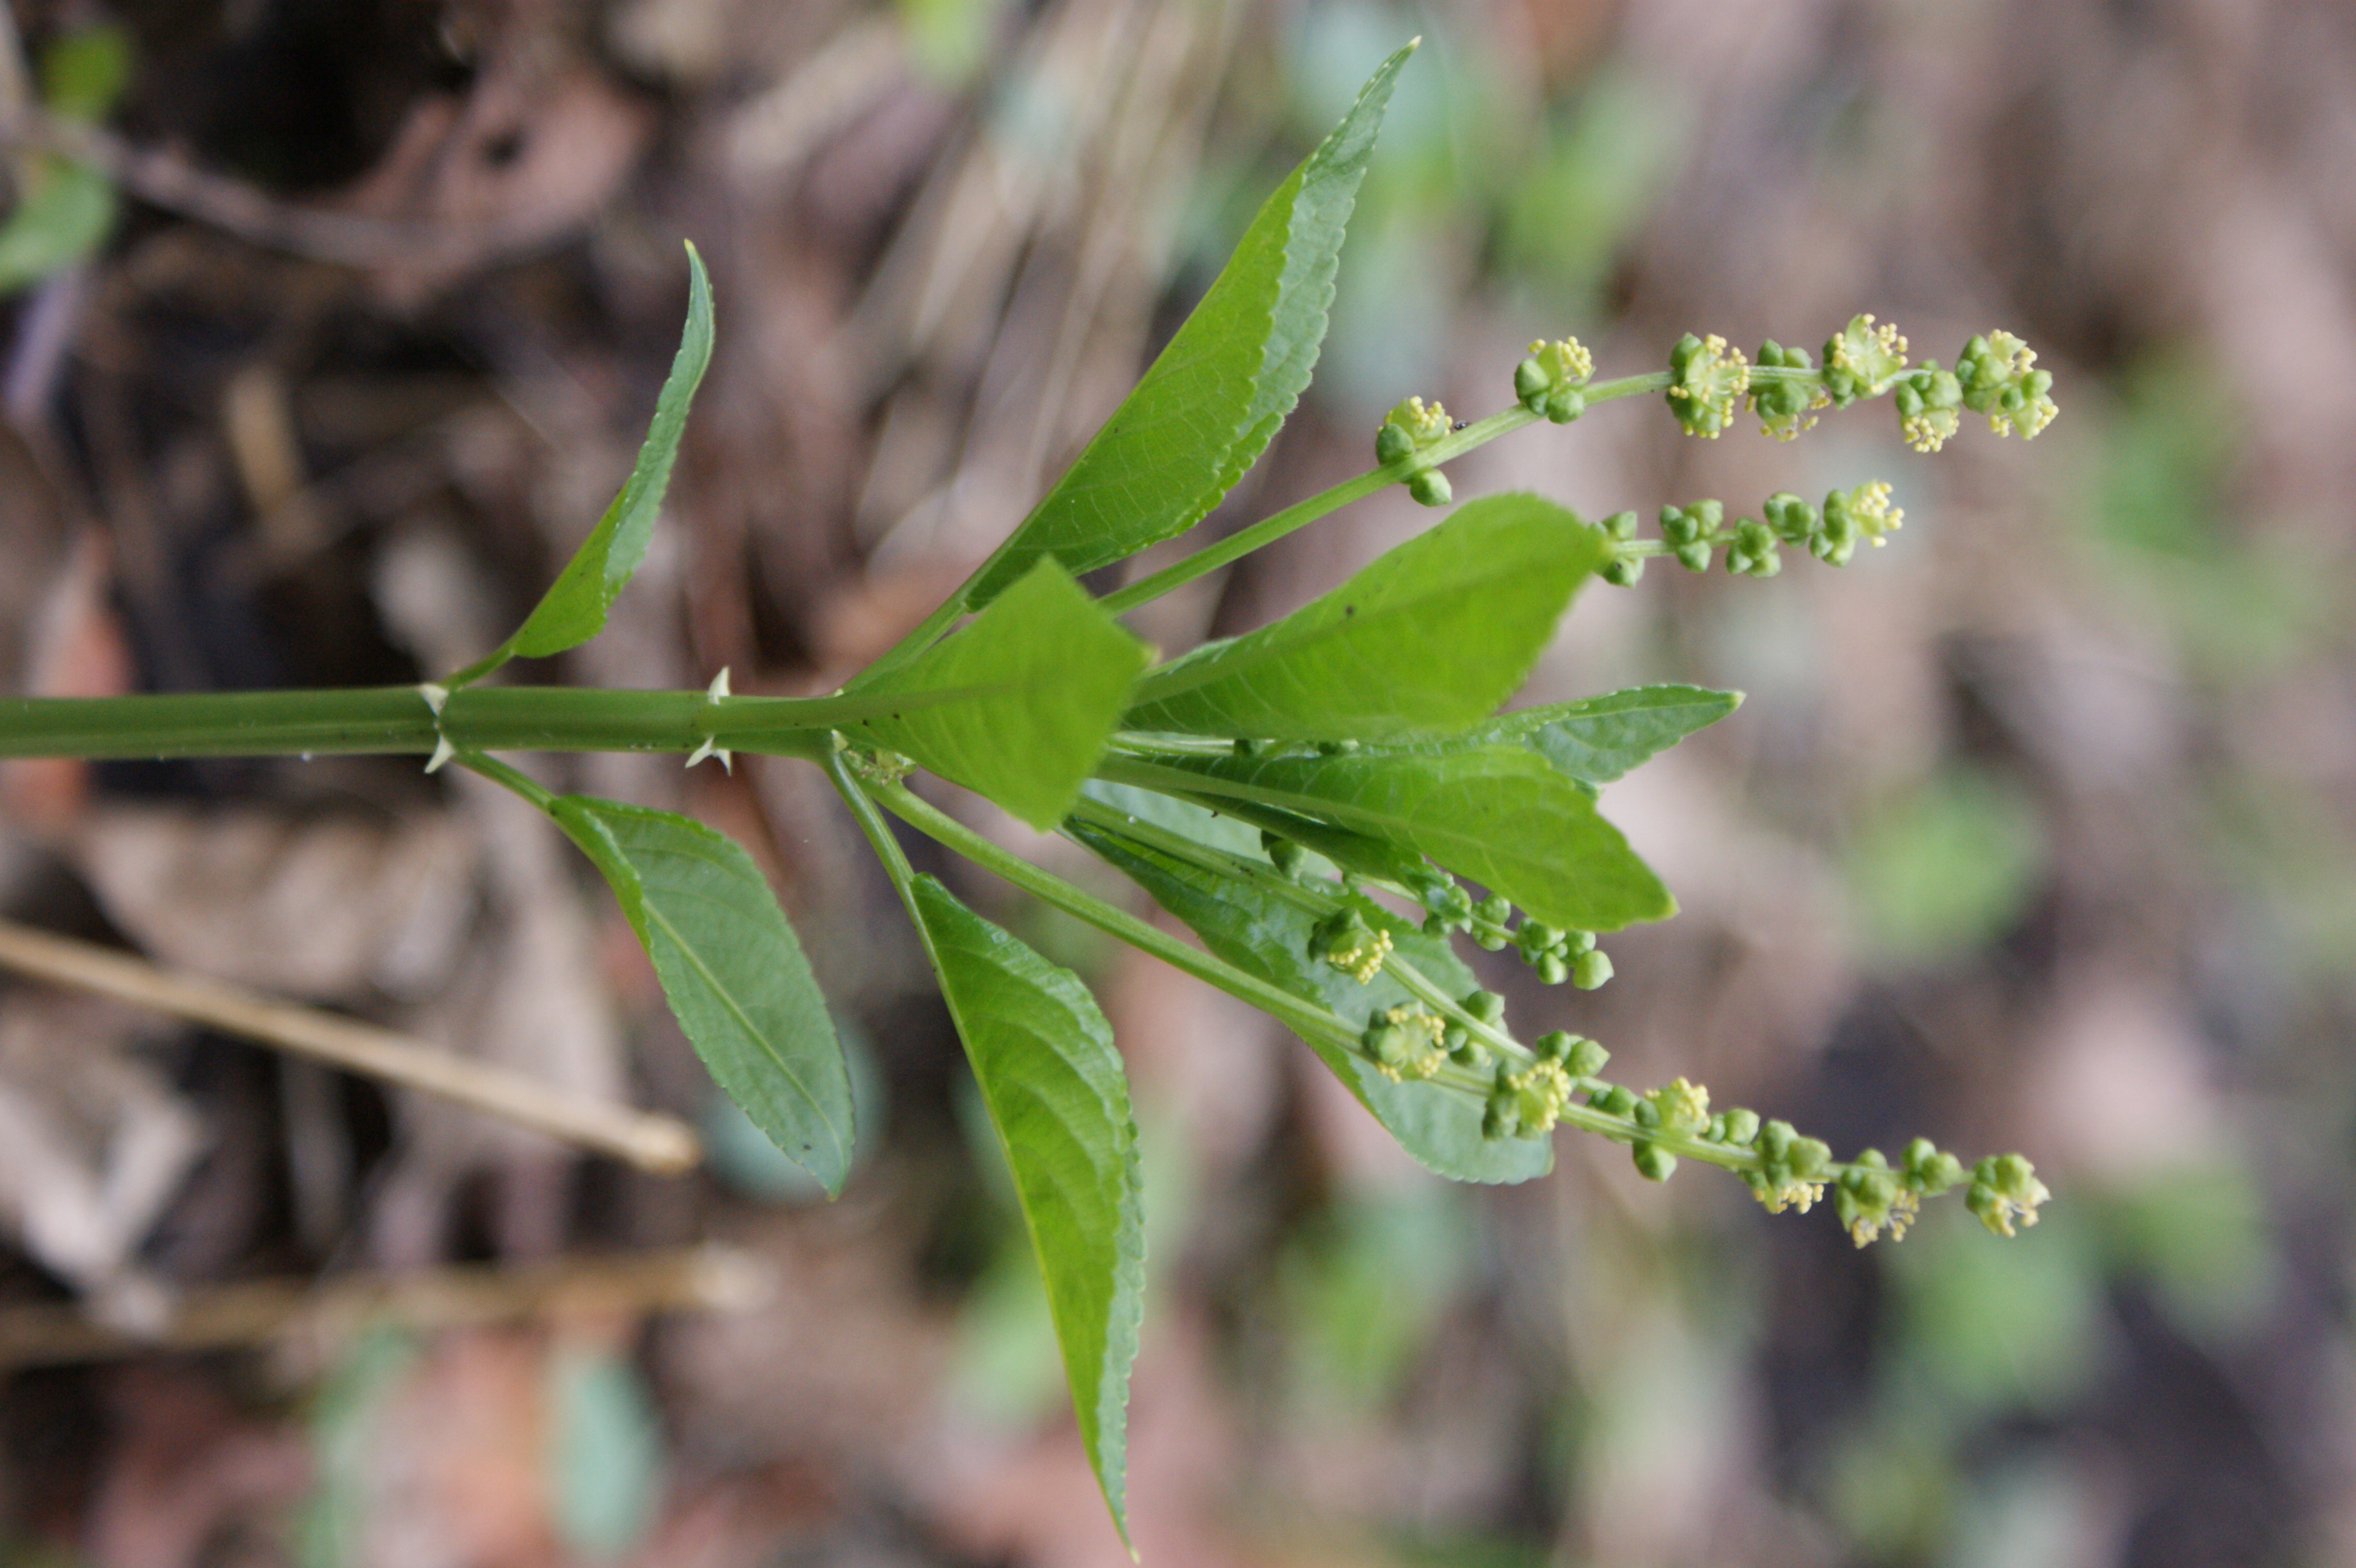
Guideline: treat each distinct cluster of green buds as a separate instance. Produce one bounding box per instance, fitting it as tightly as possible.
[1659,499,1725,571]
[1956,330,2058,439]
[1461,893,1608,987]
[1597,480,1907,585]
[1280,868,2049,1244]
[1832,1139,1967,1245]
[1363,1001,1449,1082]
[1514,336,1594,424]
[1820,313,1911,406]
[1749,339,1825,440]
[1665,332,1752,437]
[1518,919,1610,988]
[1311,906,1391,983]
[1484,1030,1607,1140]
[1965,1152,2052,1237]
[1627,312,2059,457]
[1894,361,1965,453]
[1376,395,1456,506]
[1595,509,1644,585]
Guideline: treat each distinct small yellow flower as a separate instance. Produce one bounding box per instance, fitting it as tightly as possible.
[1504,1058,1574,1132]
[1328,926,1391,984]
[1370,1003,1448,1082]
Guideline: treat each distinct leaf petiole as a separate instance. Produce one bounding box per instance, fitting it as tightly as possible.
[859,774,1362,1054]
[1099,373,1670,618]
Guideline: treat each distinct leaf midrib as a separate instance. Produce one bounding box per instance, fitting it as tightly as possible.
[641,887,849,1173]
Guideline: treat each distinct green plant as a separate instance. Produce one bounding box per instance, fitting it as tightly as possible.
[0,43,2059,1548]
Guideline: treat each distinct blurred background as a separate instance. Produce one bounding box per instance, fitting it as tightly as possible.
[0,0,2350,1563]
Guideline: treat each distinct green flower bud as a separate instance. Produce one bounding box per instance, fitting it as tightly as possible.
[1990,368,2058,439]
[1592,1084,1637,1118]
[1571,948,1614,989]
[1564,1037,1611,1078]
[1820,313,1910,406]
[1719,1107,1760,1147]
[1749,340,1824,440]
[1646,1076,1710,1136]
[1965,1152,2050,1237]
[1517,920,1565,965]
[1312,908,1391,983]
[1749,1118,1830,1215]
[1823,479,1902,555]
[1603,510,1640,541]
[1482,1092,1517,1141]
[1423,881,1474,930]
[1535,952,1569,985]
[1902,1138,1968,1195]
[1666,332,1751,437]
[1375,422,1415,466]
[1261,830,1306,875]
[1506,1059,1575,1134]
[1835,1160,1916,1246]
[1725,519,1780,578]
[1517,337,1595,419]
[1811,518,1857,566]
[1513,356,1550,409]
[1464,989,1508,1027]
[1956,331,2058,439]
[1407,469,1452,507]
[1632,1142,1678,1182]
[1600,554,1645,587]
[1894,361,1965,453]
[1366,1003,1448,1082]
[1565,928,1597,954]
[1675,540,1714,573]
[1763,491,1820,545]
[1659,499,1723,546]
[1533,1029,1573,1062]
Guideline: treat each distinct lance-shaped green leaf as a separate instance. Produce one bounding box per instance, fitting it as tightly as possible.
[910,876,1144,1549]
[954,43,1414,613]
[1069,812,1549,1185]
[455,246,715,682]
[1125,494,1604,741]
[1366,683,1742,786]
[848,560,1147,830]
[1088,776,1435,893]
[1467,683,1741,783]
[552,795,853,1194]
[1122,746,1673,932]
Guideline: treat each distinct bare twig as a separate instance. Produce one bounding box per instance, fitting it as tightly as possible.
[0,919,702,1174]
[0,108,526,268]
[0,1243,774,1366]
